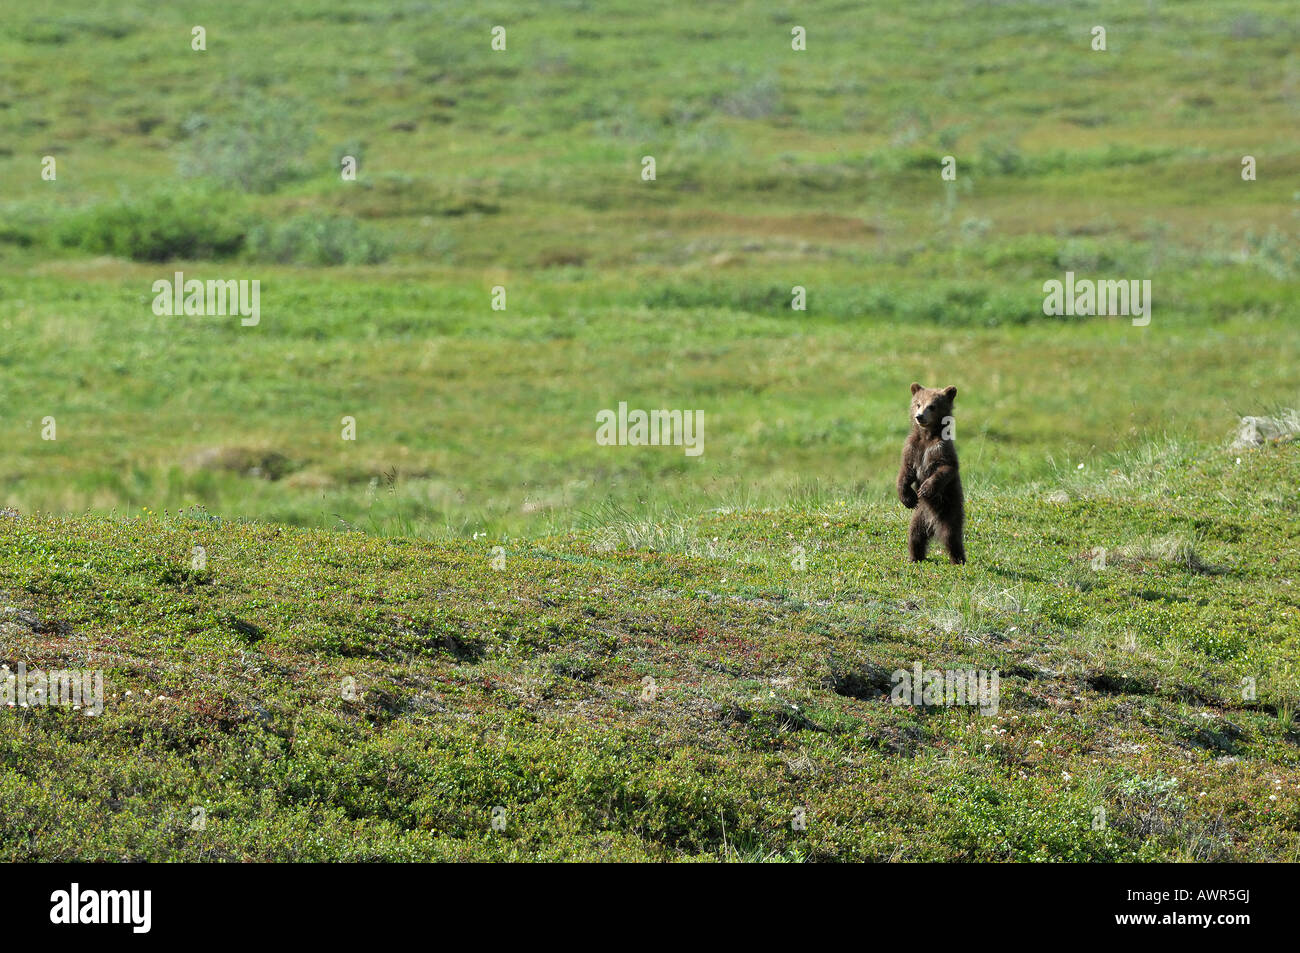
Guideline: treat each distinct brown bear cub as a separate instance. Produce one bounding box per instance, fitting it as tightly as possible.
[897,382,965,564]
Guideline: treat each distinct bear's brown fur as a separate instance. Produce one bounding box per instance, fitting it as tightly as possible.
[897,382,965,564]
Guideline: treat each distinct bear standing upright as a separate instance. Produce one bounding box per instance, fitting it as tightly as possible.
[897,382,965,564]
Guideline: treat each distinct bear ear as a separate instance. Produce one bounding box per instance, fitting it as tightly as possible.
[943,385,958,400]
[910,382,923,395]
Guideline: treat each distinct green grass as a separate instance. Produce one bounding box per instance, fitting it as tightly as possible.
[0,0,1298,859]
[1,264,1296,537]
[1,438,1297,860]
[1,0,1297,534]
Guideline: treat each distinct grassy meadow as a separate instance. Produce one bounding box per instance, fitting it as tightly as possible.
[0,0,1298,860]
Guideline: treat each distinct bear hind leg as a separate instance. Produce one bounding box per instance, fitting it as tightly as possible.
[908,510,930,562]
[938,520,966,565]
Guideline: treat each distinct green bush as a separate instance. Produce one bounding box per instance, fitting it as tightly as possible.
[177,94,316,193]
[642,279,1046,326]
[54,192,246,262]
[245,214,391,266]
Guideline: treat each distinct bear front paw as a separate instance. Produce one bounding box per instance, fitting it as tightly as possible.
[900,490,917,509]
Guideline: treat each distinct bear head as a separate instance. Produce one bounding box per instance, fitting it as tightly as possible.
[909,382,958,434]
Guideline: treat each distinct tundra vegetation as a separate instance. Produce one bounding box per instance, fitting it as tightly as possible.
[0,0,1296,860]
